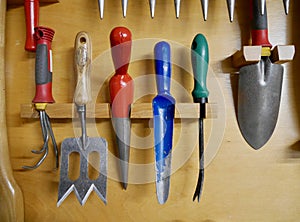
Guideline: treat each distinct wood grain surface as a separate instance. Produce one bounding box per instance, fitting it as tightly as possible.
[4,0,300,221]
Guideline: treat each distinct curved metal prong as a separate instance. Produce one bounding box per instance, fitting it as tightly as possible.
[23,110,58,170]
[22,143,49,170]
[45,113,59,169]
[31,134,49,154]
[31,111,48,154]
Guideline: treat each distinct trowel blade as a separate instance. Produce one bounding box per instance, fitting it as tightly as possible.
[112,117,131,190]
[153,95,175,204]
[238,57,284,149]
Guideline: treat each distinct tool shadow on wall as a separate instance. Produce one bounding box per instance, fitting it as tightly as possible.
[288,0,300,157]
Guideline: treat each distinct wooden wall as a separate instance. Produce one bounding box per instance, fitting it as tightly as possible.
[3,0,300,221]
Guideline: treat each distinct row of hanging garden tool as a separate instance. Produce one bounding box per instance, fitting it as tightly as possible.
[20,0,295,206]
[21,23,210,205]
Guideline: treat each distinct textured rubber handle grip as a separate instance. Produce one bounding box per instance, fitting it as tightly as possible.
[109,27,134,118]
[191,34,209,101]
[24,0,39,52]
[32,27,55,104]
[251,0,272,47]
[74,32,92,106]
[154,41,171,95]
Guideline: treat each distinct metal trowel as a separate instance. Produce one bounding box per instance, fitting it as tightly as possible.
[238,0,284,149]
[57,32,108,206]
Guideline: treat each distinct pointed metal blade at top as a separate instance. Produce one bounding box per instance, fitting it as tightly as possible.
[149,0,155,18]
[122,0,128,18]
[200,0,208,21]
[283,0,289,15]
[174,0,181,18]
[259,0,265,15]
[98,0,104,19]
[226,0,235,22]
[238,58,283,149]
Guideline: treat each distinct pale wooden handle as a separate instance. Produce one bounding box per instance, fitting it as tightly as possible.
[0,0,24,221]
[74,31,92,106]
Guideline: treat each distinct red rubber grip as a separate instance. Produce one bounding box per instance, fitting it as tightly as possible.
[251,29,272,47]
[250,0,272,47]
[33,83,54,103]
[24,0,39,52]
[109,27,134,118]
[32,27,55,104]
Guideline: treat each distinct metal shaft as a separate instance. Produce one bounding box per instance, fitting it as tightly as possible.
[98,0,104,19]
[174,0,181,18]
[193,103,205,202]
[149,0,155,18]
[283,0,289,15]
[122,0,128,18]
[77,105,87,150]
[226,0,235,22]
[200,0,208,21]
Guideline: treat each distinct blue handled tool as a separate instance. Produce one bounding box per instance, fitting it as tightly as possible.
[191,34,209,202]
[152,41,175,204]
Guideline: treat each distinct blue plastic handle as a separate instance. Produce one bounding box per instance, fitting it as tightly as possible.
[154,41,171,95]
[153,41,175,161]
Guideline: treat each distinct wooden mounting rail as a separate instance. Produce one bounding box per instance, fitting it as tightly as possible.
[232,45,295,68]
[20,103,217,119]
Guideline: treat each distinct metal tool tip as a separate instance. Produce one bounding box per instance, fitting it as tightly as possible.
[192,169,204,203]
[174,0,180,19]
[122,182,128,190]
[100,11,104,19]
[156,178,170,205]
[158,196,167,205]
[123,2,127,18]
[283,1,289,15]
[149,0,155,18]
[226,0,235,22]
[122,1,127,18]
[98,0,104,20]
[260,0,265,15]
[200,0,208,21]
[192,194,200,202]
